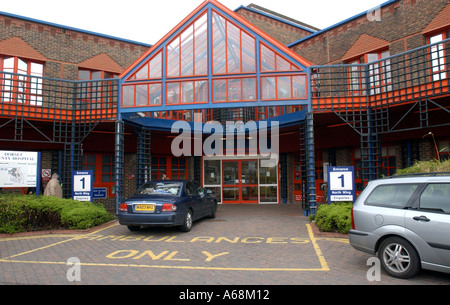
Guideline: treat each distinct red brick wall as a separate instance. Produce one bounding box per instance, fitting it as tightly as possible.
[235,8,313,46]
[0,13,150,80]
[291,0,450,65]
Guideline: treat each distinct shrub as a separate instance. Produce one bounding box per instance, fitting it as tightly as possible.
[60,203,113,229]
[0,194,113,233]
[314,202,352,234]
[395,159,450,175]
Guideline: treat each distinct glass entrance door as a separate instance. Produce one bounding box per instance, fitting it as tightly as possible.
[222,160,258,204]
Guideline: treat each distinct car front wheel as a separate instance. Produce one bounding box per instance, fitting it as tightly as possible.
[180,209,193,232]
[378,237,420,279]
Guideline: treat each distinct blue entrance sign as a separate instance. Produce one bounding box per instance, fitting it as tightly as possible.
[72,170,93,202]
[327,166,355,203]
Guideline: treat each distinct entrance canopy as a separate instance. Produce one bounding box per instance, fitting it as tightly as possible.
[121,110,306,132]
[118,0,312,116]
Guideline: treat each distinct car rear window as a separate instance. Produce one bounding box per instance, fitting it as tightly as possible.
[420,183,450,213]
[136,182,182,196]
[365,184,419,208]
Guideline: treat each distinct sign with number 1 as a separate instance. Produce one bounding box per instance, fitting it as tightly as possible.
[327,166,355,203]
[72,170,93,202]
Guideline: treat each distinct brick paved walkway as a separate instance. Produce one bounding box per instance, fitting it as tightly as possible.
[0,204,449,285]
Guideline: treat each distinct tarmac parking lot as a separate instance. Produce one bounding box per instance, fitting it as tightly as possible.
[1,204,449,286]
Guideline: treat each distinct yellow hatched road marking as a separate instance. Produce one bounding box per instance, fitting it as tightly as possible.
[0,222,118,260]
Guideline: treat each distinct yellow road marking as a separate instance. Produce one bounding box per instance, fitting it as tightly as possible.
[0,259,329,272]
[0,222,118,261]
[0,223,331,272]
[306,224,330,271]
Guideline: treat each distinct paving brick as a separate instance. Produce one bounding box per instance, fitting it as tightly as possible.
[0,204,449,285]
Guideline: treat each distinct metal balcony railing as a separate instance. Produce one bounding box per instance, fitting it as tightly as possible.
[311,38,450,111]
[0,72,118,123]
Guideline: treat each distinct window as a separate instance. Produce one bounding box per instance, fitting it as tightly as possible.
[213,77,256,103]
[171,158,187,180]
[293,153,303,192]
[367,50,392,95]
[101,155,114,183]
[353,149,363,191]
[381,146,397,177]
[420,183,450,213]
[153,110,189,120]
[346,50,392,95]
[353,146,396,187]
[130,51,162,80]
[84,154,97,181]
[167,80,208,105]
[78,69,119,107]
[429,31,448,81]
[261,75,307,100]
[78,69,119,81]
[203,159,222,203]
[259,161,278,203]
[1,56,44,105]
[83,153,115,198]
[260,44,300,72]
[212,11,256,75]
[255,106,286,120]
[122,83,162,107]
[365,184,419,208]
[348,60,366,96]
[438,140,450,161]
[137,181,182,196]
[167,13,208,77]
[151,156,167,180]
[151,156,188,180]
[186,182,198,196]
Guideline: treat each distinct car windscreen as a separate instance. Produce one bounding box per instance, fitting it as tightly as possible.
[136,182,182,196]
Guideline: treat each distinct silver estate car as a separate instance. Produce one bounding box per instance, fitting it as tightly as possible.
[349,174,450,279]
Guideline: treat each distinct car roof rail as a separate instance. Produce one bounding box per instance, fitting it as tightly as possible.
[386,172,450,179]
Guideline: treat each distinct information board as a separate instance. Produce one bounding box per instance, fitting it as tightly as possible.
[327,166,355,203]
[72,170,93,202]
[0,151,41,193]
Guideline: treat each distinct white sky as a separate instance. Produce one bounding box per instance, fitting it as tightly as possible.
[1,0,389,45]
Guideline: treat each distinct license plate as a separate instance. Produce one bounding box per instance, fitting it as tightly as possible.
[135,204,155,212]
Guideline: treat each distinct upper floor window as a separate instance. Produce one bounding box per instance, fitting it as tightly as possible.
[77,69,119,107]
[428,30,449,81]
[0,56,44,105]
[347,50,392,96]
[78,69,119,80]
[367,51,392,95]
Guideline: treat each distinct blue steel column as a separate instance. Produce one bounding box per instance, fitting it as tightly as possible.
[115,119,124,216]
[280,153,287,204]
[305,111,317,216]
[136,127,151,188]
[361,108,380,186]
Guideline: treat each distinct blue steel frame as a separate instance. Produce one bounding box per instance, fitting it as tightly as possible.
[114,0,316,216]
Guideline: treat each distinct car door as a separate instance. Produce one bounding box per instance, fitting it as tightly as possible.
[194,181,211,217]
[405,183,450,268]
[185,181,202,220]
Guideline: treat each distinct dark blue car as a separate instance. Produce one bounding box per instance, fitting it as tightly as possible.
[118,180,217,232]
